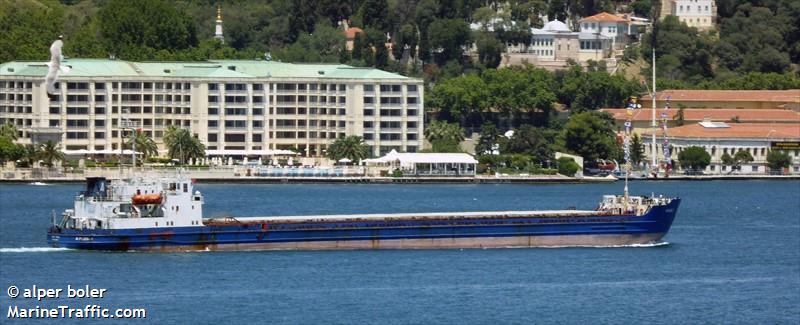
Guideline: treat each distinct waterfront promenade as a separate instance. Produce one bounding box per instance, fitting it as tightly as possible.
[0,167,797,183]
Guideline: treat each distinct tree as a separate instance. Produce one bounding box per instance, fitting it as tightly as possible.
[475,32,505,68]
[163,125,205,164]
[677,146,711,171]
[428,74,489,124]
[766,150,791,171]
[427,18,471,64]
[98,0,198,60]
[326,136,370,162]
[475,122,501,155]
[631,0,652,18]
[0,137,24,164]
[22,144,42,167]
[630,133,645,166]
[358,0,389,30]
[556,66,642,111]
[424,120,465,153]
[483,66,557,127]
[733,150,754,166]
[393,24,418,60]
[38,140,64,167]
[0,123,19,140]
[560,111,618,166]
[126,131,159,161]
[720,152,734,169]
[274,22,346,63]
[502,125,555,164]
[424,120,464,144]
[642,15,714,81]
[621,44,640,64]
[0,1,64,63]
[673,106,686,126]
[557,156,580,176]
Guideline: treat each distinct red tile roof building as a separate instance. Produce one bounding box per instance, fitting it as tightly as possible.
[602,108,800,127]
[640,122,800,174]
[639,89,800,109]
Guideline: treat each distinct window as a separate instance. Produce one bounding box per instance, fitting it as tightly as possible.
[224,120,246,128]
[407,85,417,92]
[208,83,218,91]
[224,83,246,91]
[67,107,89,115]
[208,133,218,142]
[208,120,218,127]
[224,134,246,142]
[94,120,105,127]
[364,85,374,92]
[49,107,60,114]
[225,108,247,115]
[252,121,263,128]
[364,109,374,116]
[94,132,105,139]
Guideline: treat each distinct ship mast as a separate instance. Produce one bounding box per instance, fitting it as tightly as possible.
[623,98,638,203]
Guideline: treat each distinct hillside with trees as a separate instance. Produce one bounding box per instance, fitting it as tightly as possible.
[1,0,797,173]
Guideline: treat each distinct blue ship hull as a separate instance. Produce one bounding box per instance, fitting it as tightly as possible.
[47,199,680,251]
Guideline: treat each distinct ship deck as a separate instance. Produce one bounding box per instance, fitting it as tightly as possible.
[203,210,609,225]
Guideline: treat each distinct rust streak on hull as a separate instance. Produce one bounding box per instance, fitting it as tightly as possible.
[130,233,667,252]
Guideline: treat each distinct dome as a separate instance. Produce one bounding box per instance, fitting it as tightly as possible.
[542,20,570,32]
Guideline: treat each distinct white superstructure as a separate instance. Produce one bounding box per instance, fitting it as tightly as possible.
[59,174,203,230]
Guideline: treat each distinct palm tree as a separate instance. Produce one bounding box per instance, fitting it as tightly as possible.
[22,144,41,167]
[425,120,465,152]
[424,120,465,144]
[39,140,64,167]
[126,131,159,160]
[163,125,205,164]
[0,123,18,140]
[326,136,370,163]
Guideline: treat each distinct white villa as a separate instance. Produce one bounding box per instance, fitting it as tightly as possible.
[661,0,717,30]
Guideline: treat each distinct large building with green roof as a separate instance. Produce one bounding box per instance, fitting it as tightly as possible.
[0,59,424,157]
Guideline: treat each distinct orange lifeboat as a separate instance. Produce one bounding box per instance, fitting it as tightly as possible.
[132,194,162,205]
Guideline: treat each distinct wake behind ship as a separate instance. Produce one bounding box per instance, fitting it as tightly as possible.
[47,175,680,251]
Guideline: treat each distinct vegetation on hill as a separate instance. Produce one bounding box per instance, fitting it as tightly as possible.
[1,0,797,173]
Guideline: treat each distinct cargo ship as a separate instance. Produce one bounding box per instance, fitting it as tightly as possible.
[47,175,680,251]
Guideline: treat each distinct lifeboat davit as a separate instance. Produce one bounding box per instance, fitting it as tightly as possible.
[132,194,162,205]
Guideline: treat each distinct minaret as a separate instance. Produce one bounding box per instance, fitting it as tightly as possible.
[214,4,224,43]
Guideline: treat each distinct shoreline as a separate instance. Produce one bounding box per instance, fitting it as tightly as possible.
[1,174,798,184]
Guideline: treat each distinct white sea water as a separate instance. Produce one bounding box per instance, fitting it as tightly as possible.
[0,247,71,253]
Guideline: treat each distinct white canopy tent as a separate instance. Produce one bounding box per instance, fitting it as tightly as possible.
[205,149,297,156]
[63,149,142,155]
[365,150,478,176]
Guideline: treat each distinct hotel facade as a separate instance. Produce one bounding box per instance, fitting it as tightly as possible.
[0,59,424,157]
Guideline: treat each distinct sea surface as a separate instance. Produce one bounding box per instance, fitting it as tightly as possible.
[1,180,798,324]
